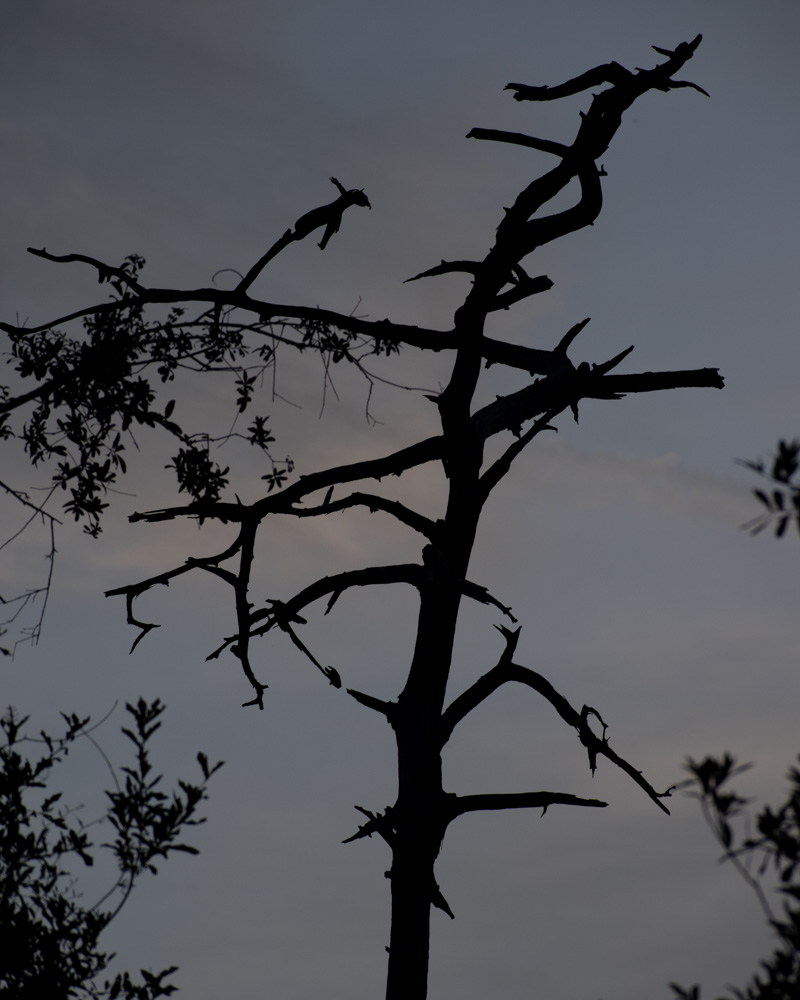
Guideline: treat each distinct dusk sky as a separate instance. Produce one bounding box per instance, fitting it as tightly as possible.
[2,3,800,998]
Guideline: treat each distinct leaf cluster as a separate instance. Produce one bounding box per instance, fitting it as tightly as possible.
[1,255,295,534]
[296,313,398,363]
[0,698,222,999]
[671,754,800,1000]
[741,440,800,539]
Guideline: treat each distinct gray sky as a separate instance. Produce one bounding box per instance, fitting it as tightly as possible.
[2,2,800,998]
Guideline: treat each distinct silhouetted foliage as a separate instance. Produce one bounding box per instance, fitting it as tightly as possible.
[0,699,222,999]
[741,439,800,539]
[675,439,800,998]
[671,755,800,1000]
[2,37,721,999]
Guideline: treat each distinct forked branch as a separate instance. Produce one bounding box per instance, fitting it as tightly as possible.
[440,626,672,814]
[505,36,705,103]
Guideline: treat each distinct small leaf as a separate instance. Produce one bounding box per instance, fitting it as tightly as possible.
[754,489,773,509]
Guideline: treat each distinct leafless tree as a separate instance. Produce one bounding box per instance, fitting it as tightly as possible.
[1,36,722,998]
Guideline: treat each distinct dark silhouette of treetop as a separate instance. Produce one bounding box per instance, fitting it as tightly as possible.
[1,36,722,999]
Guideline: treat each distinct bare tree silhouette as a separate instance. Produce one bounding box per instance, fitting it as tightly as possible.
[1,36,721,998]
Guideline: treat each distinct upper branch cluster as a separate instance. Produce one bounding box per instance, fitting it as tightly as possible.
[91,43,719,706]
[3,39,721,742]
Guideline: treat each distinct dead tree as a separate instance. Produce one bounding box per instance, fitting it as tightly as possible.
[1,37,721,999]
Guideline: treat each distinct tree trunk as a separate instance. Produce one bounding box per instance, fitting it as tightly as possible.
[385,542,473,998]
[385,828,437,999]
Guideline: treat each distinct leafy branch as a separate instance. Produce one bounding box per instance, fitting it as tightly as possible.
[740,439,800,539]
[0,699,222,999]
[671,754,800,1000]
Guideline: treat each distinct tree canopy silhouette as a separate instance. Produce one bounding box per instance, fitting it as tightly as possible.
[1,36,722,999]
[673,753,800,1000]
[0,699,222,999]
